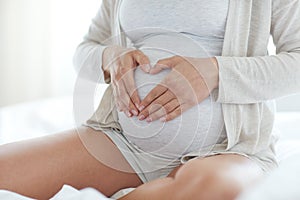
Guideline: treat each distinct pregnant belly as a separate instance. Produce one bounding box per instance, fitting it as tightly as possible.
[118,33,226,159]
[118,66,226,159]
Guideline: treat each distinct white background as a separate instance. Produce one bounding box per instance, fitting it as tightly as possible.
[0,0,100,107]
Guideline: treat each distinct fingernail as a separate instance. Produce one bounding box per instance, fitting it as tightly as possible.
[139,115,145,120]
[126,111,132,117]
[146,117,152,123]
[138,105,145,111]
[160,117,166,122]
[131,110,138,116]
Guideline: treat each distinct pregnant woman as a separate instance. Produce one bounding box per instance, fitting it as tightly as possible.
[1,0,300,199]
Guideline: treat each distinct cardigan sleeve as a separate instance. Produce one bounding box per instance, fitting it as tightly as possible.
[73,0,112,83]
[215,0,300,104]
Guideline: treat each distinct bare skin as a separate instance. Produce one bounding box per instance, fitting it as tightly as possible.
[0,127,143,199]
[0,126,262,200]
[121,154,263,200]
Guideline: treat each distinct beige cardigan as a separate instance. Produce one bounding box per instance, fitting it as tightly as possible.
[73,0,300,171]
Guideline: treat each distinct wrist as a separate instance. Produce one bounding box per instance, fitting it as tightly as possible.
[211,57,219,70]
[204,57,219,90]
[102,45,124,79]
[211,57,219,89]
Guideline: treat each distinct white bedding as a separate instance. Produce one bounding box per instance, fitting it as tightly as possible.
[0,185,111,200]
[1,96,300,199]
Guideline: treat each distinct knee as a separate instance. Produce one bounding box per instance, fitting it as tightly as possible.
[172,159,243,200]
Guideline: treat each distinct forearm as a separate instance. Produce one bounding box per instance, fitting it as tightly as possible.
[215,52,300,104]
[73,41,109,83]
[214,0,300,104]
[73,0,112,83]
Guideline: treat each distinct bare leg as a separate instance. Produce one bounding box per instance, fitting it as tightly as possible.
[120,154,263,200]
[0,126,142,199]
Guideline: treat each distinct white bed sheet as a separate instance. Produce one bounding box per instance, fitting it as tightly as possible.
[0,185,111,200]
[0,96,75,145]
[1,96,300,199]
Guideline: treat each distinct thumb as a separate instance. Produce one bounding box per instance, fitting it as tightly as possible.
[150,56,181,74]
[132,50,151,73]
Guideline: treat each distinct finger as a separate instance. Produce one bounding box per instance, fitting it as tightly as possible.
[148,64,169,74]
[150,56,182,74]
[111,81,122,111]
[131,90,141,114]
[121,71,141,115]
[117,96,131,117]
[132,50,151,73]
[138,90,175,120]
[112,71,129,113]
[121,79,140,116]
[116,79,136,117]
[146,98,180,122]
[123,78,140,116]
[115,92,130,115]
[112,77,125,111]
[121,58,141,115]
[138,84,168,111]
[161,103,190,122]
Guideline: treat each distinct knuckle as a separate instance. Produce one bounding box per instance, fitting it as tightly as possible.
[165,92,175,100]
[164,103,173,112]
[175,109,182,116]
[166,115,173,121]
[124,50,132,56]
[142,97,151,106]
[153,98,163,106]
[140,110,148,117]
[133,49,142,55]
[169,98,178,106]
[158,107,167,116]
[149,92,157,99]
[173,55,182,60]
[150,113,159,120]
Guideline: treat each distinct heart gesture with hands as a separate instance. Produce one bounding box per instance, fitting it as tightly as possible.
[102,46,219,122]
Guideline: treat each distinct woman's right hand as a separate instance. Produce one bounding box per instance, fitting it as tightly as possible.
[102,45,151,117]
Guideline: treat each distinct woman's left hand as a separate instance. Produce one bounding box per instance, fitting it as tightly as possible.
[137,56,219,122]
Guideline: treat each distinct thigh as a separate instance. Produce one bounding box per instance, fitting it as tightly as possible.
[172,154,263,200]
[0,126,142,199]
[121,154,263,200]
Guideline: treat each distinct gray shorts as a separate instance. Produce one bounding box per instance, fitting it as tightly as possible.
[83,125,276,183]
[99,128,181,183]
